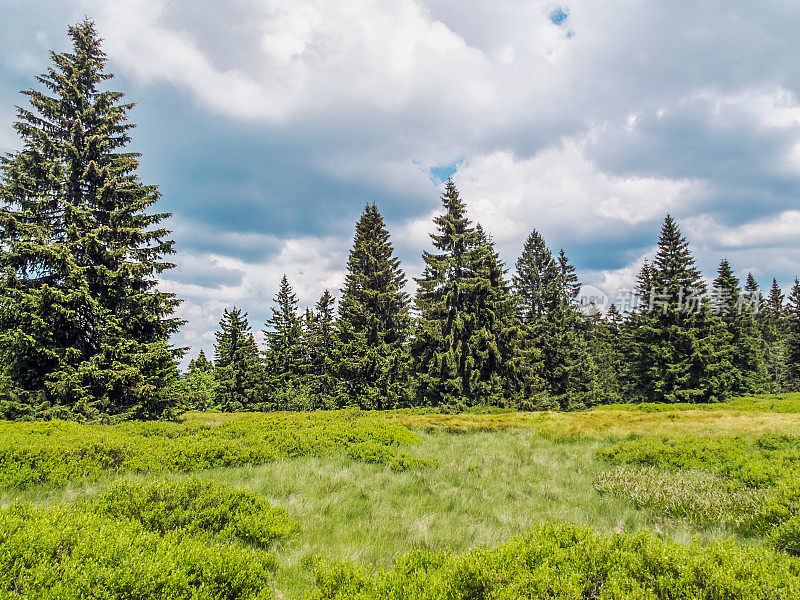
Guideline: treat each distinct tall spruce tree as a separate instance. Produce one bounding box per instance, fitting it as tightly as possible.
[513,232,596,408]
[263,275,306,408]
[627,215,732,403]
[412,181,531,407]
[711,260,768,394]
[336,204,410,408]
[785,278,800,386]
[473,224,542,403]
[213,307,261,411]
[305,290,338,408]
[0,21,182,420]
[762,278,789,389]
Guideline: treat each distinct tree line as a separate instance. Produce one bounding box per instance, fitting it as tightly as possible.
[186,186,800,413]
[2,22,800,421]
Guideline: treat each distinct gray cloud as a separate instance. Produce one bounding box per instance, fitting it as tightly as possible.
[2,0,800,362]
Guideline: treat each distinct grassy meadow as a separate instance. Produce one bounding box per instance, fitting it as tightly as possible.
[3,396,800,598]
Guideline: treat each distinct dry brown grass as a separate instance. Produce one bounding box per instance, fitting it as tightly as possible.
[385,409,800,439]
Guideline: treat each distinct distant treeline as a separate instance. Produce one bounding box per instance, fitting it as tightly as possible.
[188,194,800,413]
[2,22,799,421]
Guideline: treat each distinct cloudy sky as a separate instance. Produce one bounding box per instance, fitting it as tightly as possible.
[2,0,800,362]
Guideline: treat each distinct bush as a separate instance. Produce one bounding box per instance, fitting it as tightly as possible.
[0,503,276,600]
[345,442,437,472]
[310,522,800,599]
[91,478,298,548]
[772,515,800,556]
[596,434,800,488]
[0,410,420,490]
[594,465,767,529]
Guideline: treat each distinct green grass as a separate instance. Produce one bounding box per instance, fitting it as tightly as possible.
[4,397,800,598]
[0,410,420,490]
[6,429,747,598]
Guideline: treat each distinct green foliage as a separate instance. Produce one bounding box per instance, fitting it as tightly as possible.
[263,275,307,408]
[596,434,800,488]
[712,260,769,394]
[214,307,262,411]
[597,433,800,550]
[513,230,597,409]
[184,350,218,410]
[771,515,800,556]
[336,204,411,409]
[310,522,800,599]
[0,411,420,490]
[91,477,298,548]
[598,392,800,413]
[0,21,182,422]
[345,441,436,472]
[412,181,535,408]
[0,502,275,599]
[305,290,338,409]
[594,465,767,528]
[626,215,733,403]
[785,278,800,387]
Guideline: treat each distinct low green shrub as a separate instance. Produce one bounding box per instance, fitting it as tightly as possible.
[596,434,800,488]
[597,434,800,549]
[0,410,420,490]
[771,515,800,556]
[310,522,800,599]
[91,478,298,548]
[0,502,276,599]
[594,465,767,529]
[345,441,437,472]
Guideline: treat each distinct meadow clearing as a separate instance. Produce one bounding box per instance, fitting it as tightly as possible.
[3,395,800,599]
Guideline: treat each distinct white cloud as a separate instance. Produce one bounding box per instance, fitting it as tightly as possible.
[163,234,349,361]
[685,210,800,250]
[448,137,706,256]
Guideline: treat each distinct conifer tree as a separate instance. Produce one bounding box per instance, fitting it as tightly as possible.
[213,307,261,411]
[187,349,212,375]
[185,349,217,410]
[627,215,732,403]
[585,304,625,404]
[336,205,410,408]
[711,260,768,394]
[263,275,306,408]
[513,232,596,408]
[761,278,789,389]
[557,249,581,301]
[305,290,338,408]
[0,21,182,420]
[785,278,800,386]
[412,181,531,407]
[473,225,543,403]
[514,230,561,323]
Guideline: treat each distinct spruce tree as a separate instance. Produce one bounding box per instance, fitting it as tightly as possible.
[627,215,732,403]
[336,205,410,408]
[185,349,217,410]
[213,307,261,411]
[762,278,788,389]
[711,260,768,394]
[263,275,306,409]
[585,305,625,405]
[557,249,581,301]
[785,278,800,387]
[0,21,182,420]
[513,232,596,408]
[305,290,338,408]
[412,181,531,407]
[473,225,543,403]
